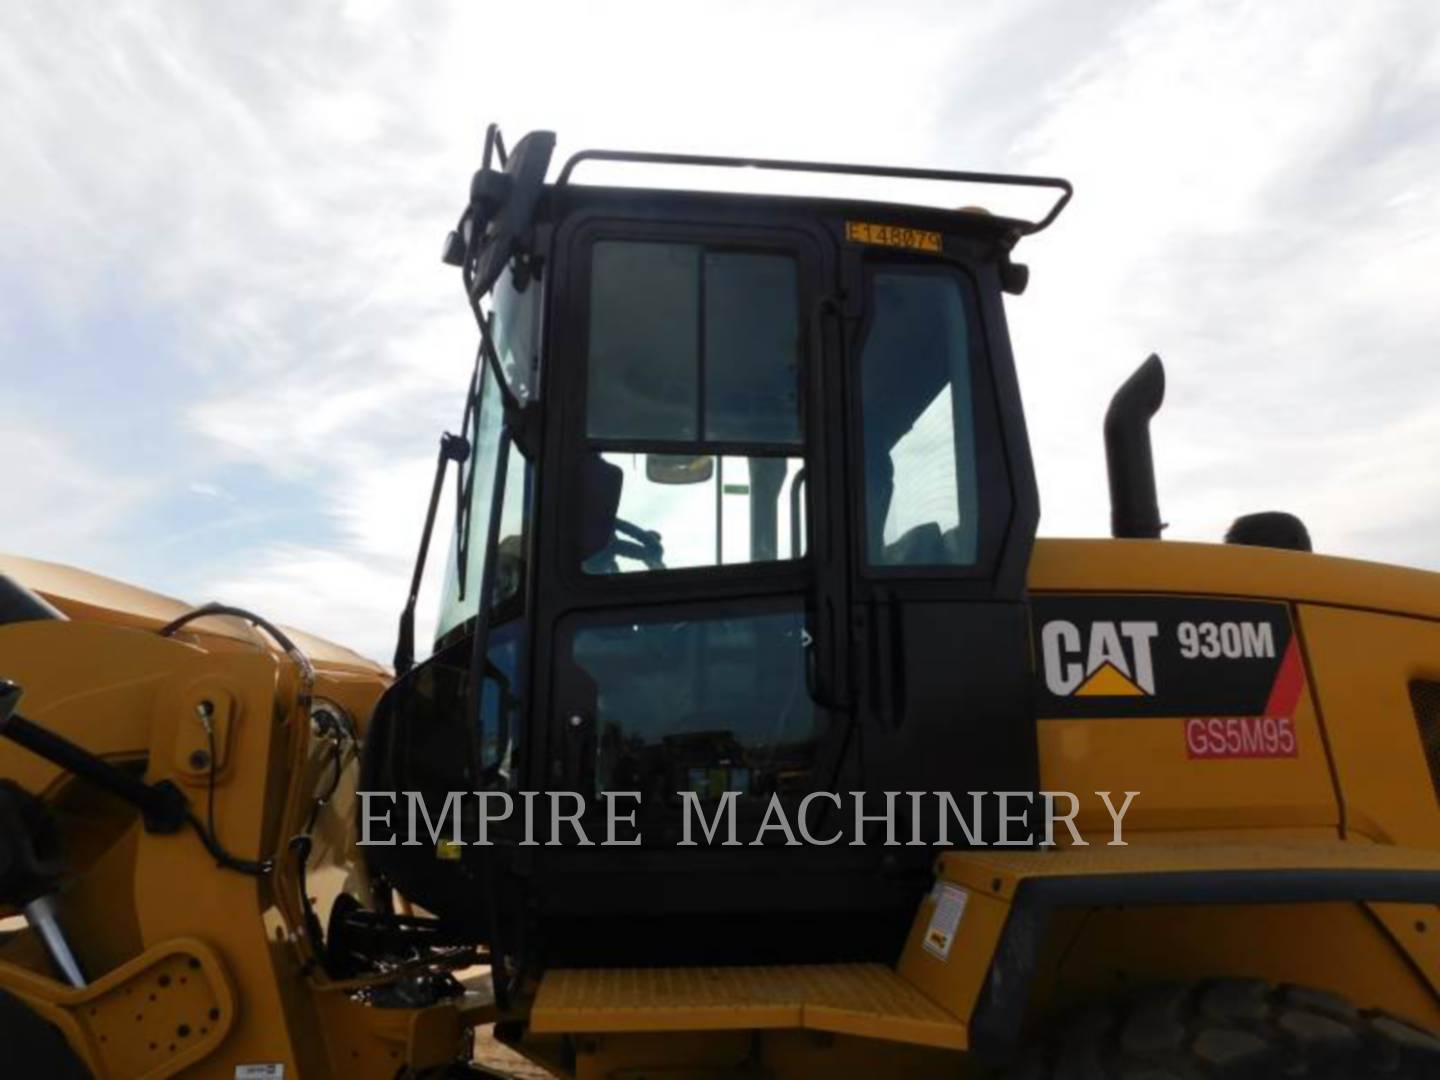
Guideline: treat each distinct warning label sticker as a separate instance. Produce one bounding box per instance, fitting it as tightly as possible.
[922,883,969,961]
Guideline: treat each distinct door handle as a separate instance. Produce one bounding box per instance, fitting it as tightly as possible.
[804,595,850,712]
[863,594,905,729]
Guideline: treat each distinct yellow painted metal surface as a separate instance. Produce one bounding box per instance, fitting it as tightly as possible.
[0,619,317,1074]
[0,595,482,1077]
[1369,901,1440,999]
[939,841,1440,885]
[0,551,386,677]
[532,964,967,1050]
[1028,541,1421,840]
[1,939,234,1078]
[896,882,1009,1033]
[1029,537,1440,618]
[1296,604,1440,848]
[6,527,1440,1074]
[928,844,1440,1030]
[1037,709,1338,837]
[570,1029,971,1080]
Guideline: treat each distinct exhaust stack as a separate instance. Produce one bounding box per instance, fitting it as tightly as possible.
[1104,354,1166,539]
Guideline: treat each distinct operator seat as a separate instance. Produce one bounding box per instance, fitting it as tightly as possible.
[579,452,624,563]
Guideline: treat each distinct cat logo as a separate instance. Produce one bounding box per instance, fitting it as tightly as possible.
[1040,620,1159,697]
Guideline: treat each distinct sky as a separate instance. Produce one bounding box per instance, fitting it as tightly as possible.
[2,0,1438,663]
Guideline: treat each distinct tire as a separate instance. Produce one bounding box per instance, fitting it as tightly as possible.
[1008,979,1440,1079]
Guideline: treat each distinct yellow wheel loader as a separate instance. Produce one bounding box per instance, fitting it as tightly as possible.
[5,124,1440,1078]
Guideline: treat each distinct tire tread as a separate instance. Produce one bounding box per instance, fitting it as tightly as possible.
[1009,980,1440,1079]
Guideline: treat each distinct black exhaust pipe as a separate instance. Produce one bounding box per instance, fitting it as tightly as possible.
[1104,354,1166,539]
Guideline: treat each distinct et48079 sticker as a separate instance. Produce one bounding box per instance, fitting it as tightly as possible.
[1030,595,1307,759]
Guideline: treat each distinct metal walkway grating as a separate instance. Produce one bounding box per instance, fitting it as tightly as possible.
[531,962,967,1050]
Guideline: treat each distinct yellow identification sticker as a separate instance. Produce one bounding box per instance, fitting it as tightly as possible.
[845,221,942,253]
[436,839,463,861]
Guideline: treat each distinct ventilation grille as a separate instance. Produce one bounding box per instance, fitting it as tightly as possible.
[1410,680,1440,806]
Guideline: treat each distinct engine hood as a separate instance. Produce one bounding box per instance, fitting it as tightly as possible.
[0,551,387,679]
[1031,538,1440,620]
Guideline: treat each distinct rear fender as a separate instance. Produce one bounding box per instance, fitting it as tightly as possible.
[899,843,1440,1064]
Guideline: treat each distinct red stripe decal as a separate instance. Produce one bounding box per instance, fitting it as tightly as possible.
[1264,637,1305,719]
[1185,638,1307,760]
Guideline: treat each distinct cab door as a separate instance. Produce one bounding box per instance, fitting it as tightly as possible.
[534,203,856,850]
[837,233,1040,842]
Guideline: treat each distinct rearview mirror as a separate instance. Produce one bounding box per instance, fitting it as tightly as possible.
[645,454,715,485]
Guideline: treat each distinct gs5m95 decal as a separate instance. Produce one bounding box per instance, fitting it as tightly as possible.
[1030,596,1307,758]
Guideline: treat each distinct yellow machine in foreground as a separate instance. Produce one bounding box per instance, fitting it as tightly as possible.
[5,128,1440,1078]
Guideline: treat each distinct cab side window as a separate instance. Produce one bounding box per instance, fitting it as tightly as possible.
[858,269,980,567]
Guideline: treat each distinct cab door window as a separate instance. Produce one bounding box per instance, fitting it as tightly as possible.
[556,229,826,813]
[581,240,805,574]
[569,607,818,804]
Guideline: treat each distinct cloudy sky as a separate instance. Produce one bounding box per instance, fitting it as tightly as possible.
[3,0,1437,661]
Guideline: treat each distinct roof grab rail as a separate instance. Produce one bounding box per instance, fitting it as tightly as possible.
[556,148,1073,235]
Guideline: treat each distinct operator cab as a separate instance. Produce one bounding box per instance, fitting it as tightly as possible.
[363,128,1070,976]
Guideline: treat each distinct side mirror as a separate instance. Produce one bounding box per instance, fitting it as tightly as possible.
[645,454,715,485]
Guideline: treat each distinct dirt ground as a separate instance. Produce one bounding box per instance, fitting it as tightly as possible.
[456,964,553,1078]
[472,1024,554,1078]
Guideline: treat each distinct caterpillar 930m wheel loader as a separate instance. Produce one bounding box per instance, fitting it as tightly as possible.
[6,125,1440,1079]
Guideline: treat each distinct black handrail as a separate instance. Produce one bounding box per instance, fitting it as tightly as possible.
[0,681,187,833]
[556,148,1073,235]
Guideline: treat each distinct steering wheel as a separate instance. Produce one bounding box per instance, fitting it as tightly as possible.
[610,517,665,570]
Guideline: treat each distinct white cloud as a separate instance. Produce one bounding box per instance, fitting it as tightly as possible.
[1003,0,1440,562]
[2,0,1438,668]
[187,481,230,500]
[200,448,455,663]
[207,544,407,664]
[0,422,149,572]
